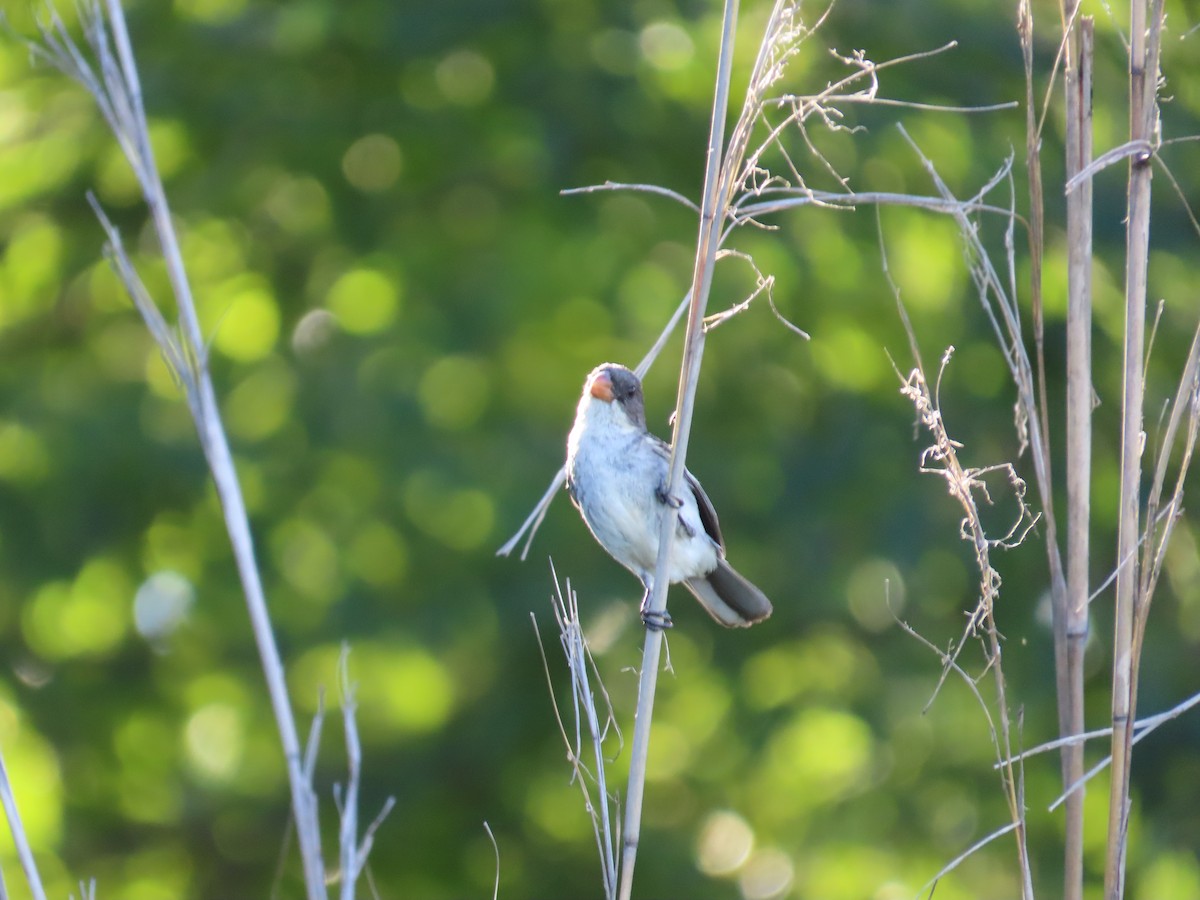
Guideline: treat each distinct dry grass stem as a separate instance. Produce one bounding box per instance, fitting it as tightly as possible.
[483,822,501,900]
[1060,11,1094,900]
[618,0,742,889]
[31,2,331,895]
[919,822,1021,899]
[999,685,1200,772]
[1106,0,1165,893]
[536,565,622,899]
[0,744,48,900]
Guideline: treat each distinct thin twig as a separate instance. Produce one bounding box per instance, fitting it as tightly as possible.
[483,822,500,900]
[1064,139,1155,193]
[337,647,360,900]
[561,182,701,212]
[0,746,48,900]
[535,562,624,898]
[920,822,1021,900]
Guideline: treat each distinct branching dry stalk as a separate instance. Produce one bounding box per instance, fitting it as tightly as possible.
[26,4,388,898]
[30,4,328,897]
[333,648,397,900]
[536,565,622,900]
[895,351,1036,900]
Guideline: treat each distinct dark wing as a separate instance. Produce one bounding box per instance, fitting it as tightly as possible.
[685,470,725,550]
[647,433,725,550]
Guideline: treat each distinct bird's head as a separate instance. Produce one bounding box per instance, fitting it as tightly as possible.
[581,363,647,430]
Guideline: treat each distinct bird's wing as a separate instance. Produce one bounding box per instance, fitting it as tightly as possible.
[685,469,725,550]
[646,433,725,550]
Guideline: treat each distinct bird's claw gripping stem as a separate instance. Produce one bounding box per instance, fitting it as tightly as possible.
[655,482,683,509]
[640,607,674,631]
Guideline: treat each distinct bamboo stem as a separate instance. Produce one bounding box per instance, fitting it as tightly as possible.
[616,3,740,897]
[1063,14,1094,900]
[1106,0,1161,894]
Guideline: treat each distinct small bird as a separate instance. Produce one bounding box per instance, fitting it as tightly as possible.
[565,362,773,629]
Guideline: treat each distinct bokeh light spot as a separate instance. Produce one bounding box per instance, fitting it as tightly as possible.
[291,308,338,356]
[2,215,63,325]
[739,847,795,899]
[211,286,280,362]
[225,361,297,442]
[342,134,403,192]
[696,810,754,876]
[174,0,246,25]
[263,174,330,235]
[435,49,495,105]
[327,268,402,335]
[403,470,495,551]
[811,319,887,392]
[291,643,456,736]
[23,558,131,660]
[347,520,409,588]
[418,355,490,430]
[757,707,874,811]
[269,517,340,605]
[0,421,49,484]
[184,703,244,782]
[134,570,195,643]
[640,21,695,71]
[846,557,905,632]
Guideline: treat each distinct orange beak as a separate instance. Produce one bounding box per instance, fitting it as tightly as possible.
[589,370,614,402]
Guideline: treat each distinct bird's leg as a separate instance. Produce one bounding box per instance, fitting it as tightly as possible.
[655,480,683,509]
[638,577,673,631]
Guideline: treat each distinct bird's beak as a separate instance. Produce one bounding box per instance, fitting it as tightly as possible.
[589,370,614,402]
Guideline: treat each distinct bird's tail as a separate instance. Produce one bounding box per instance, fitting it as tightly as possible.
[684,560,773,628]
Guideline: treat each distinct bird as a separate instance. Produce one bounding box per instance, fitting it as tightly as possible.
[565,362,773,629]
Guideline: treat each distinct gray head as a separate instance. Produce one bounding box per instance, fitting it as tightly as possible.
[584,363,647,430]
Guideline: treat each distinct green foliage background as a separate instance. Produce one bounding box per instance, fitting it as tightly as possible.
[2,0,1200,897]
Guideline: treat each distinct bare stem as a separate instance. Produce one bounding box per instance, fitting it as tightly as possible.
[34,2,328,895]
[0,746,48,900]
[1062,13,1094,900]
[617,3,741,896]
[1106,0,1163,895]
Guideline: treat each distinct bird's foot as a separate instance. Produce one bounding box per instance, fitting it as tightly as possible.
[655,481,683,509]
[640,607,673,631]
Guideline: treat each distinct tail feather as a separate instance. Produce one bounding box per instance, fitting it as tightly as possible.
[684,560,773,628]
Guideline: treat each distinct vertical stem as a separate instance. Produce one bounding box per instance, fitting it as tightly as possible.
[1106,0,1161,894]
[97,2,328,894]
[0,748,48,900]
[1063,15,1094,900]
[617,3,740,898]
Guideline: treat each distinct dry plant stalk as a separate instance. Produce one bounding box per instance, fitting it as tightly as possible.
[0,745,48,900]
[503,3,1042,896]
[617,0,742,892]
[536,566,622,899]
[1058,5,1094,899]
[1107,0,1164,895]
[29,4,326,894]
[894,338,1036,899]
[27,3,389,897]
